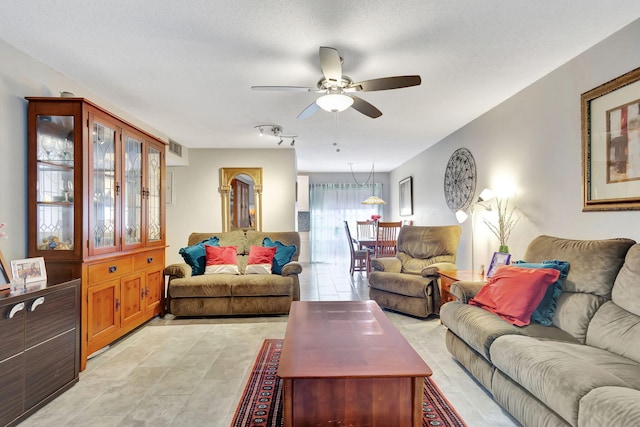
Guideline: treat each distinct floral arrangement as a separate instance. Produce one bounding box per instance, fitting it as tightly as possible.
[368,214,382,224]
[482,198,520,248]
[0,223,7,239]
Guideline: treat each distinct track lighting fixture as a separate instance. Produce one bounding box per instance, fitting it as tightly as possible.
[254,124,298,147]
[254,124,282,138]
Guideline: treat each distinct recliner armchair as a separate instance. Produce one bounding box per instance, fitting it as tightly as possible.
[368,225,462,318]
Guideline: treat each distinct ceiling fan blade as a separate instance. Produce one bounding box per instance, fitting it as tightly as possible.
[352,75,422,92]
[319,46,342,83]
[297,102,321,120]
[251,86,315,92]
[350,96,382,118]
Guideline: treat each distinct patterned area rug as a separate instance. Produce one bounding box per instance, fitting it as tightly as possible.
[231,339,467,427]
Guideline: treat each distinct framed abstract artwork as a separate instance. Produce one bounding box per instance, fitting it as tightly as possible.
[582,66,640,211]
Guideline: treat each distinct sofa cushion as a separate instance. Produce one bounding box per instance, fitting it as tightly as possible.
[188,230,247,254]
[578,387,640,427]
[523,235,634,297]
[469,266,560,326]
[246,245,276,274]
[231,275,294,296]
[511,260,569,326]
[587,301,640,364]
[522,235,635,342]
[490,335,640,426]
[441,302,578,360]
[169,275,233,298]
[262,237,296,275]
[179,236,220,276]
[395,225,461,274]
[169,273,294,298]
[611,244,640,316]
[204,245,240,275]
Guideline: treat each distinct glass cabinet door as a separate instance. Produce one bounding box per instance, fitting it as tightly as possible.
[123,133,143,249]
[90,115,118,254]
[146,143,162,244]
[36,115,75,251]
[35,115,75,251]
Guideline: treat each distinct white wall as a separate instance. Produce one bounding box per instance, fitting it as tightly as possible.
[0,39,168,263]
[165,149,297,264]
[390,18,640,270]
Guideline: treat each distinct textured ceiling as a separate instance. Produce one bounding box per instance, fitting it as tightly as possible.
[2,1,640,172]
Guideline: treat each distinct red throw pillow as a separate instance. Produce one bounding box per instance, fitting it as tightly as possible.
[469,265,560,326]
[204,245,239,275]
[246,245,277,274]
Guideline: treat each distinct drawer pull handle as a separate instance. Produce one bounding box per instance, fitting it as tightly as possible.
[109,266,117,273]
[30,297,45,312]
[147,257,153,263]
[8,302,25,319]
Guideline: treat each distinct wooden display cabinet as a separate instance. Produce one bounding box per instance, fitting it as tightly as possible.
[26,97,166,371]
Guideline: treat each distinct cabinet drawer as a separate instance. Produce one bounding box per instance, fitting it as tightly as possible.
[133,250,164,271]
[88,258,133,283]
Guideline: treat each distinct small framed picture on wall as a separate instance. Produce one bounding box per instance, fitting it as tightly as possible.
[399,176,413,216]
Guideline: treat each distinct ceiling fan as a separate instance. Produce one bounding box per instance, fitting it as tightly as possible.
[251,46,421,119]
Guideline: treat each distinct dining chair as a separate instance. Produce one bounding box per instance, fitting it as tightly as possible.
[375,221,403,258]
[356,221,375,241]
[344,221,369,275]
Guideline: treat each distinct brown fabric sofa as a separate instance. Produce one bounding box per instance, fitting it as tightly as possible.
[441,235,640,427]
[164,230,302,317]
[368,225,462,318]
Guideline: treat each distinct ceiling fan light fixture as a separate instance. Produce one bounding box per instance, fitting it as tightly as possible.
[316,94,354,112]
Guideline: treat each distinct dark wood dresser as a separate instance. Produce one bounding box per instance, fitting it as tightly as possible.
[0,279,80,427]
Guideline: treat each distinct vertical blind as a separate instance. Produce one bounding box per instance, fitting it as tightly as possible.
[309,182,383,263]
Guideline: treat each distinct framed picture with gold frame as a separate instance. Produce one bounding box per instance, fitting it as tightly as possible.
[582,66,640,211]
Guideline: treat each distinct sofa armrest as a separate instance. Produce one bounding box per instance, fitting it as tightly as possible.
[164,263,192,280]
[370,257,402,273]
[450,280,486,303]
[281,261,302,276]
[422,262,458,278]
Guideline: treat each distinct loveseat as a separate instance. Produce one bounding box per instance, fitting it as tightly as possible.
[368,225,461,318]
[440,235,640,426]
[164,230,302,317]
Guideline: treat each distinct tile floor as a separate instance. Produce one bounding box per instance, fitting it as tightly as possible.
[19,262,520,427]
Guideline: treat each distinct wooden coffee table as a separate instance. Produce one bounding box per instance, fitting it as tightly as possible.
[278,300,432,427]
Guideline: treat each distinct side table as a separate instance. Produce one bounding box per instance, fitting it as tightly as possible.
[438,270,486,307]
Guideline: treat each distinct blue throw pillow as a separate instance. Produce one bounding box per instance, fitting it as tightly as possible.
[179,236,220,276]
[262,237,297,275]
[511,260,570,326]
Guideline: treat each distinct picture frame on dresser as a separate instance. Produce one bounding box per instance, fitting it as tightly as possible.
[399,176,413,216]
[10,257,47,284]
[582,65,640,211]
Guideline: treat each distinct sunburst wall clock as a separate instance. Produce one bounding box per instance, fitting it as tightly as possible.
[443,148,477,213]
